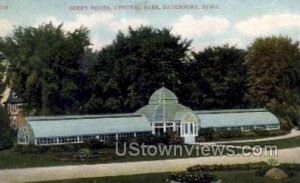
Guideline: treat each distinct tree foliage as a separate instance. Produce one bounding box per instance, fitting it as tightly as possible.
[182,45,247,109]
[0,23,90,115]
[0,106,12,150]
[1,23,299,130]
[0,60,5,98]
[245,36,300,126]
[85,26,191,113]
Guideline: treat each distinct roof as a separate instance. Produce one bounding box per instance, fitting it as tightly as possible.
[136,86,193,122]
[196,109,280,128]
[26,113,152,138]
[149,87,178,104]
[195,108,267,114]
[137,103,191,122]
[174,111,199,122]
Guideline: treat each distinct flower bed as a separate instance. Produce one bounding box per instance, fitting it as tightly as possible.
[187,162,269,172]
[167,171,218,183]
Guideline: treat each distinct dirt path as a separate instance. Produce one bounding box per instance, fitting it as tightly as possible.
[1,147,300,183]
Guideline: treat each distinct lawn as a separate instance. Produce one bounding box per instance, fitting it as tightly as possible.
[1,136,300,170]
[0,150,68,169]
[222,136,300,149]
[0,145,238,169]
[36,170,300,183]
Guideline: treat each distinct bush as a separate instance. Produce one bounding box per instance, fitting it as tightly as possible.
[104,138,117,148]
[168,171,217,183]
[0,107,13,151]
[212,130,243,140]
[196,136,206,142]
[197,128,286,142]
[255,167,269,177]
[187,162,300,178]
[48,145,66,153]
[276,163,300,177]
[187,162,269,172]
[27,143,85,153]
[118,133,182,146]
[165,131,183,145]
[84,139,105,149]
[12,144,49,154]
[253,129,267,136]
[199,128,214,141]
[0,136,13,151]
[73,147,98,159]
[280,118,293,131]
[279,163,300,171]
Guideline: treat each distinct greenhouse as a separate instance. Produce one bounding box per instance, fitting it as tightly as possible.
[136,87,199,143]
[195,109,280,131]
[18,87,280,145]
[18,114,152,145]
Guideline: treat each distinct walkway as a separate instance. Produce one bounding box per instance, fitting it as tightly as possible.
[199,128,300,145]
[1,147,300,183]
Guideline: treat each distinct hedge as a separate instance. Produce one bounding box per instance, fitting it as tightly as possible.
[187,162,269,172]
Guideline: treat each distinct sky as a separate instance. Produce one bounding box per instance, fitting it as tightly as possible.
[0,0,300,51]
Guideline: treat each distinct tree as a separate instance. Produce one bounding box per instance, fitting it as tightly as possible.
[0,106,12,150]
[0,60,5,98]
[182,45,247,109]
[0,23,91,115]
[85,26,191,113]
[245,36,300,127]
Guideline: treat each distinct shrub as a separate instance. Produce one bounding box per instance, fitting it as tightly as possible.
[196,136,206,142]
[267,158,279,167]
[208,129,287,141]
[279,163,300,171]
[0,107,13,151]
[73,147,98,159]
[61,144,85,152]
[280,118,293,131]
[254,129,268,136]
[199,128,214,141]
[168,171,217,183]
[84,139,105,149]
[276,163,300,177]
[45,144,85,153]
[165,131,183,145]
[255,167,269,177]
[0,136,13,151]
[104,138,117,148]
[48,145,66,153]
[187,162,269,172]
[12,144,48,154]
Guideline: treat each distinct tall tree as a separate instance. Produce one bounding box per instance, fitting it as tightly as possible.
[0,106,12,150]
[0,23,90,115]
[85,26,191,113]
[0,60,5,98]
[245,36,300,127]
[182,45,247,109]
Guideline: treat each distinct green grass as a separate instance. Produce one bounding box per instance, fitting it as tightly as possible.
[0,150,68,169]
[223,136,300,149]
[1,136,300,170]
[0,145,238,169]
[36,170,300,183]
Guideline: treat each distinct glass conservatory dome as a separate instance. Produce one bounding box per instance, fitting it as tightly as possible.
[136,87,194,122]
[148,87,178,104]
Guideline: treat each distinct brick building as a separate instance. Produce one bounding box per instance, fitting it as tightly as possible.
[3,89,25,129]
